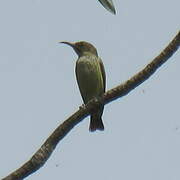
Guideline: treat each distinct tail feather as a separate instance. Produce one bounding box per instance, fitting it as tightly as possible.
[89,114,104,132]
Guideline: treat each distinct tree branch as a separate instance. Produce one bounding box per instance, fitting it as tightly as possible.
[2,31,180,180]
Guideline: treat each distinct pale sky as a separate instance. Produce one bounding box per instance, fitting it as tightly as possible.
[0,0,180,180]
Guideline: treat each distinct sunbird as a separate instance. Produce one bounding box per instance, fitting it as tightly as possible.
[61,41,106,131]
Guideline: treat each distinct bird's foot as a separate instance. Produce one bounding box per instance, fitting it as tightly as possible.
[87,97,104,112]
[92,96,104,105]
[79,104,86,110]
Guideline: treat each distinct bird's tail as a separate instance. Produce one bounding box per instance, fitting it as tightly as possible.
[89,113,104,132]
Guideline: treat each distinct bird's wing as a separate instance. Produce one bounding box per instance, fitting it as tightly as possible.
[98,58,106,92]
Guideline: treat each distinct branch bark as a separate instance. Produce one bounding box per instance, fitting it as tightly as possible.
[2,31,180,180]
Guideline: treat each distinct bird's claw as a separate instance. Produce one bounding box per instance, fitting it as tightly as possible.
[79,104,86,110]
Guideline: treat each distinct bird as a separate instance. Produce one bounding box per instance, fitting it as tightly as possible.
[60,41,106,132]
[98,0,116,15]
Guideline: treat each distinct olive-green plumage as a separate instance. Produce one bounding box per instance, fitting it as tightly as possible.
[61,41,106,131]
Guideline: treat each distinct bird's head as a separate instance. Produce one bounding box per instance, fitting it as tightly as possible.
[60,41,98,57]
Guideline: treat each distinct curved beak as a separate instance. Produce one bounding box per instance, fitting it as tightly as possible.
[60,41,75,48]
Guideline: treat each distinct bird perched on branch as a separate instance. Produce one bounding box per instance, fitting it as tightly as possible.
[98,0,116,14]
[60,41,106,132]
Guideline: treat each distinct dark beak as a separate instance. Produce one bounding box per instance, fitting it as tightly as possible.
[60,41,80,56]
[60,41,75,48]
